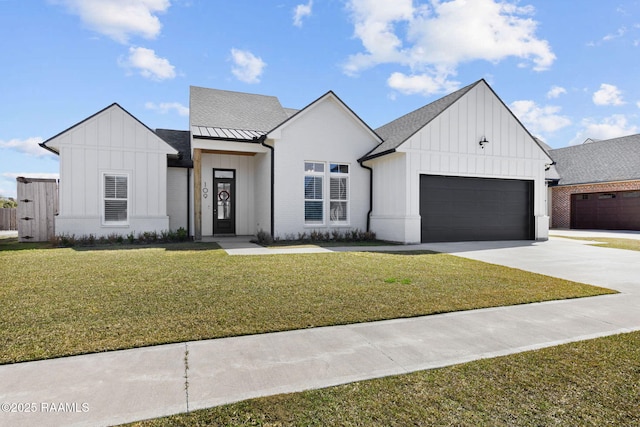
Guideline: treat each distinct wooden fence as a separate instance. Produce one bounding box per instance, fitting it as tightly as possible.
[0,208,17,230]
[17,177,58,242]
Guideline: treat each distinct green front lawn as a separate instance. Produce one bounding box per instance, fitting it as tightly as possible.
[129,331,640,426]
[0,239,613,364]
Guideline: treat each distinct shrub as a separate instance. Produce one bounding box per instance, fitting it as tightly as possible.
[255,229,274,245]
[175,227,188,242]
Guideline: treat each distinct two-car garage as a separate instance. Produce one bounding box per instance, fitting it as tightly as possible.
[419,175,534,243]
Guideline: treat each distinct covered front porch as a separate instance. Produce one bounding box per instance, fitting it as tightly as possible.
[191,131,271,240]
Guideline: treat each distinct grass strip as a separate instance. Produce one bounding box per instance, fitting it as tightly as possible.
[128,331,640,426]
[1,240,613,364]
[555,236,640,252]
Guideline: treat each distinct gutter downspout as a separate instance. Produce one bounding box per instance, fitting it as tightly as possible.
[259,135,275,237]
[358,159,373,232]
[186,168,191,238]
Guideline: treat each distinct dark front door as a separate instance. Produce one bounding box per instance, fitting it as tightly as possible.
[213,169,235,235]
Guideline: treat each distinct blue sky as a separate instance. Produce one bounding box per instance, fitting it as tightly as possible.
[2,0,640,198]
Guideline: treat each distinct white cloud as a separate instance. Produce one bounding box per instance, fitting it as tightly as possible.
[569,114,638,145]
[547,85,567,99]
[119,46,176,80]
[510,100,571,134]
[230,48,266,84]
[344,0,415,75]
[293,0,313,27]
[593,83,624,106]
[603,26,626,42]
[0,137,54,157]
[387,71,460,96]
[145,101,189,116]
[53,0,170,44]
[344,0,555,95]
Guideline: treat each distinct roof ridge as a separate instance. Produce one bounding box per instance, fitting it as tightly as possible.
[361,80,483,161]
[377,80,481,131]
[551,133,640,152]
[189,85,281,101]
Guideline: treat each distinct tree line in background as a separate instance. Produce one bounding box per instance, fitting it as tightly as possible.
[0,197,17,208]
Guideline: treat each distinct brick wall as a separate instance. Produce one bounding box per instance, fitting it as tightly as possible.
[551,180,640,228]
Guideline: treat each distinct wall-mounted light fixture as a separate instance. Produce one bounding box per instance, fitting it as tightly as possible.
[479,136,489,148]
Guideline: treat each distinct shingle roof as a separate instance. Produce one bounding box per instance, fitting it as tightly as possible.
[155,129,192,168]
[362,80,481,160]
[550,134,640,185]
[190,86,289,132]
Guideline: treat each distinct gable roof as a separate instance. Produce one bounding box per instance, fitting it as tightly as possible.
[550,134,640,186]
[361,80,481,160]
[266,90,382,143]
[40,103,177,156]
[155,129,192,168]
[190,86,290,132]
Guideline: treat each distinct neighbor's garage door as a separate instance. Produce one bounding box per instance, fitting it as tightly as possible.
[420,175,534,243]
[571,190,640,230]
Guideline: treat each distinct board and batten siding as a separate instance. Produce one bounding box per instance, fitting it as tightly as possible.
[167,167,188,231]
[368,82,552,243]
[47,104,177,237]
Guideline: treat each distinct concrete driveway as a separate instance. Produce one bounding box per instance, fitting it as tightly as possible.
[421,236,640,295]
[1,235,639,427]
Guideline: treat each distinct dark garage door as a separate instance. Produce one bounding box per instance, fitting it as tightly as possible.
[420,175,534,243]
[571,190,640,230]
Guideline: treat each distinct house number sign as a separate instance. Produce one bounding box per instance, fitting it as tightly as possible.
[202,182,208,199]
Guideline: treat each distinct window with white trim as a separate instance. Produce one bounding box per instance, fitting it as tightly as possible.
[304,162,324,224]
[103,173,128,225]
[329,163,349,223]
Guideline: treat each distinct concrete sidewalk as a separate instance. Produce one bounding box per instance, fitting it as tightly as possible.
[1,238,639,427]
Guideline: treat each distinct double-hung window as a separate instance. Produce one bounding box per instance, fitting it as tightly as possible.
[304,162,350,225]
[103,173,128,225]
[304,162,324,224]
[329,163,349,223]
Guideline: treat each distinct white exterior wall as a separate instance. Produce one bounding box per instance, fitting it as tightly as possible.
[167,167,188,231]
[49,104,177,237]
[367,152,419,243]
[254,151,272,235]
[367,82,552,243]
[268,95,379,239]
[199,153,256,236]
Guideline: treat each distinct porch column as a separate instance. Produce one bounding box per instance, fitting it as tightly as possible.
[193,148,202,240]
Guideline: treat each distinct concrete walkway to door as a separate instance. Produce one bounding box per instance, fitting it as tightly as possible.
[1,236,639,427]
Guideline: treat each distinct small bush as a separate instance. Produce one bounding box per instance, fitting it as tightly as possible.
[255,229,274,245]
[175,227,188,242]
[51,228,191,248]
[271,228,377,245]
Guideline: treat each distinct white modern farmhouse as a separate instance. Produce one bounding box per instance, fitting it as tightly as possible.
[41,79,553,243]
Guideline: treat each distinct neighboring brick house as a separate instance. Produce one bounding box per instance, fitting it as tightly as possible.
[549,134,640,230]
